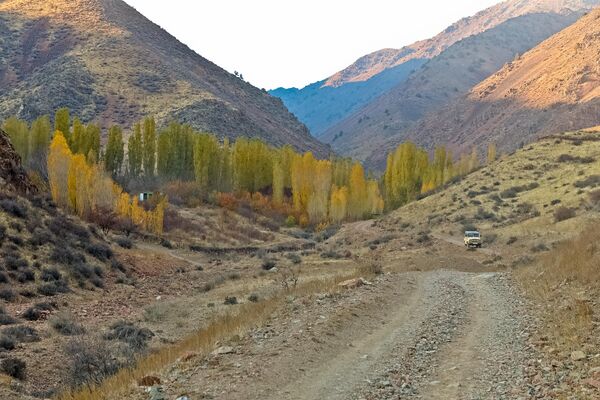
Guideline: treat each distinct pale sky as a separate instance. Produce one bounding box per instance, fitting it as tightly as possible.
[123,0,500,90]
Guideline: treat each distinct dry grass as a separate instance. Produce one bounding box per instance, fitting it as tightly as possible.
[516,223,600,351]
[56,267,371,400]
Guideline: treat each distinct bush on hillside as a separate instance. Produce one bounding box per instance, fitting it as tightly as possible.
[554,207,576,222]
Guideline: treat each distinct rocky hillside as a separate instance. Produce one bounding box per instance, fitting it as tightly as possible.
[402,7,600,160]
[0,0,329,156]
[0,128,36,195]
[271,0,598,139]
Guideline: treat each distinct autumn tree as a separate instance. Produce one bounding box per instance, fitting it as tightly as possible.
[348,163,368,220]
[48,132,72,208]
[329,185,348,224]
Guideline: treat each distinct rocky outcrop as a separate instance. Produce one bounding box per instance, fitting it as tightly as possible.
[0,128,37,195]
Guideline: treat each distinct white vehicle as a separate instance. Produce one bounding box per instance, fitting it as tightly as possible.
[464,231,482,248]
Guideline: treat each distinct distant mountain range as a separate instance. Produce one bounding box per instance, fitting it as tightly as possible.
[270,0,599,167]
[403,7,600,161]
[0,0,330,156]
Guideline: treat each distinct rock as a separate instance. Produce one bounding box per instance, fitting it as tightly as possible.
[148,386,166,400]
[138,376,161,387]
[212,346,234,355]
[571,351,587,361]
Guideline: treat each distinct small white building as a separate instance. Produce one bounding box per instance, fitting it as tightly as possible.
[139,192,153,202]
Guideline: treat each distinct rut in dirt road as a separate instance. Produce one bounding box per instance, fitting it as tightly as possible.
[273,271,535,400]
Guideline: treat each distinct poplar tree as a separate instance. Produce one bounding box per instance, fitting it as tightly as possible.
[128,123,143,177]
[142,117,156,177]
[54,108,70,143]
[105,125,124,177]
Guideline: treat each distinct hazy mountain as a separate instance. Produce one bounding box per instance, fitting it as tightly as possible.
[271,0,598,138]
[0,0,330,156]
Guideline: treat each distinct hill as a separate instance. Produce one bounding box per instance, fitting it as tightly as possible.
[271,0,598,139]
[0,0,329,156]
[402,7,600,160]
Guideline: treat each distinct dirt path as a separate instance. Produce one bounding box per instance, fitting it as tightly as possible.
[148,270,536,400]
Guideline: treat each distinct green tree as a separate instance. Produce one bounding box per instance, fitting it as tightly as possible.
[54,108,70,143]
[128,123,143,177]
[142,117,156,177]
[105,126,124,177]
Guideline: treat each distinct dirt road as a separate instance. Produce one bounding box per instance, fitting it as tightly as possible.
[151,270,537,400]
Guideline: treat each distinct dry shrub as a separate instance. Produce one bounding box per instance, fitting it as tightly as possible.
[162,181,203,207]
[163,208,204,234]
[217,192,238,211]
[553,206,576,222]
[516,224,600,350]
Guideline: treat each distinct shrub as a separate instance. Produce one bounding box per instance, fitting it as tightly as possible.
[115,237,133,249]
[46,215,89,240]
[29,229,54,247]
[554,207,576,222]
[589,190,600,206]
[0,312,16,326]
[86,243,113,261]
[224,296,238,305]
[261,259,276,271]
[65,337,121,388]
[0,199,28,219]
[574,175,600,188]
[285,215,297,227]
[286,253,302,264]
[37,280,69,296]
[0,289,17,302]
[160,238,173,249]
[248,294,259,303]
[104,321,154,350]
[1,357,26,380]
[3,325,40,343]
[16,268,35,283]
[507,237,518,245]
[40,268,62,282]
[500,188,518,199]
[51,247,85,265]
[0,335,15,350]
[550,199,562,206]
[23,302,55,321]
[557,154,595,163]
[320,250,342,259]
[4,255,28,271]
[531,243,550,253]
[50,313,85,336]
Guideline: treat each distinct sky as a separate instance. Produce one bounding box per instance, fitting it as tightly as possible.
[123,0,500,90]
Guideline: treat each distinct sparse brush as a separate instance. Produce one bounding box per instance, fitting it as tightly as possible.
[1,357,26,380]
[50,312,85,336]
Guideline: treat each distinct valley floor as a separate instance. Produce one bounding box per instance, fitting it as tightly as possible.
[146,269,537,400]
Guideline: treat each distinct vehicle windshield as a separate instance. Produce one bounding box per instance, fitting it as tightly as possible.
[466,232,480,238]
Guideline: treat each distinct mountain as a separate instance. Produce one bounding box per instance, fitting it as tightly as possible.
[401,7,600,160]
[0,0,330,156]
[271,0,599,139]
